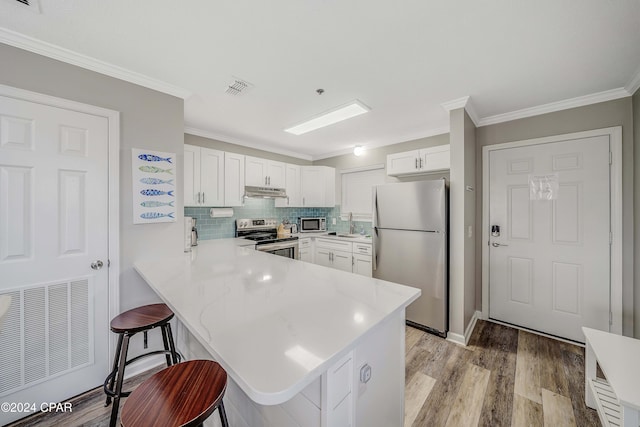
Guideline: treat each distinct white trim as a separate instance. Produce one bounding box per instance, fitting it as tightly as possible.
[441,96,480,127]
[625,64,640,95]
[0,83,121,362]
[184,125,313,161]
[0,27,191,99]
[481,126,623,337]
[445,310,480,346]
[478,88,630,127]
[441,96,470,112]
[339,164,385,174]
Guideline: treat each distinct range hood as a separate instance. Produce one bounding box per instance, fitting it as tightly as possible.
[244,186,288,199]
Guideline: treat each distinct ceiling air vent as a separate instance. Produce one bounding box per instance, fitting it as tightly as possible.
[4,0,40,13]
[225,77,253,96]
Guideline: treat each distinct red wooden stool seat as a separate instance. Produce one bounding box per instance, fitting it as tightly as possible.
[121,360,229,427]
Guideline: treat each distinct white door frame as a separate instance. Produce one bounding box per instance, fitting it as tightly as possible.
[0,84,120,357]
[481,126,623,335]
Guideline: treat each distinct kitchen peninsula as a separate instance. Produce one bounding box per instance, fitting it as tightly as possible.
[134,239,420,427]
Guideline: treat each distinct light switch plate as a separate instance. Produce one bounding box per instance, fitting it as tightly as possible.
[360,363,371,383]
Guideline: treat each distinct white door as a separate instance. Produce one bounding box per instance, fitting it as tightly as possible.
[266,160,286,188]
[183,144,201,206]
[0,95,110,424]
[245,156,267,187]
[224,152,245,207]
[488,135,610,342]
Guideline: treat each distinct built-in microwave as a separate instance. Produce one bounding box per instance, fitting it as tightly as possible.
[300,217,327,233]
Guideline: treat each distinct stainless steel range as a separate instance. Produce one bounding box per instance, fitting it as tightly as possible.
[236,218,299,259]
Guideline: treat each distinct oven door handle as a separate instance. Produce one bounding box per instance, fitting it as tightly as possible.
[257,242,298,252]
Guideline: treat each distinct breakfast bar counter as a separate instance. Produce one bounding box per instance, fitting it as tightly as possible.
[134,239,420,427]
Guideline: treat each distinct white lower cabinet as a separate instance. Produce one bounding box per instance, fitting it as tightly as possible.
[309,238,373,276]
[299,237,312,262]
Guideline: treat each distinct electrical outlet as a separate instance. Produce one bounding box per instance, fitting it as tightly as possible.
[332,217,336,225]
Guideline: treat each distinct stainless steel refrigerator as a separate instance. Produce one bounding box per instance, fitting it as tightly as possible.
[372,179,448,337]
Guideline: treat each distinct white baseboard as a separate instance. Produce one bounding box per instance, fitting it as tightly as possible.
[446,310,481,346]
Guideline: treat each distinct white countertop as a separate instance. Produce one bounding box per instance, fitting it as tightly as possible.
[134,239,419,405]
[583,327,640,410]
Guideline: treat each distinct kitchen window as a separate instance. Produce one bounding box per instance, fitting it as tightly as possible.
[340,165,386,221]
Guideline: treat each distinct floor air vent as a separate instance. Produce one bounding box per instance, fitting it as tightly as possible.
[0,279,92,396]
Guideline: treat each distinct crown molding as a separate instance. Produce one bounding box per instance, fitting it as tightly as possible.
[441,95,479,127]
[478,87,631,127]
[184,126,313,161]
[0,27,191,99]
[441,96,470,112]
[625,64,640,96]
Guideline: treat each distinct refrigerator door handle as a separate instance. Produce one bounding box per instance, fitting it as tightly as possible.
[372,226,378,271]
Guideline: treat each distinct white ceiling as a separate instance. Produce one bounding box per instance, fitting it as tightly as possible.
[1,0,639,160]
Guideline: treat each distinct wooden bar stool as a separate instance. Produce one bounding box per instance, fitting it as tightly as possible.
[120,359,230,427]
[104,303,181,427]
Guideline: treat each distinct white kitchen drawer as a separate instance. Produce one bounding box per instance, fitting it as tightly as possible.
[353,243,372,255]
[299,238,312,248]
[315,238,352,252]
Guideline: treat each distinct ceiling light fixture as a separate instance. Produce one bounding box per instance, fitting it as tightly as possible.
[353,145,365,156]
[284,100,370,135]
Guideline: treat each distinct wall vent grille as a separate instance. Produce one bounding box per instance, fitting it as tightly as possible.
[3,0,40,13]
[225,77,253,96]
[0,278,93,396]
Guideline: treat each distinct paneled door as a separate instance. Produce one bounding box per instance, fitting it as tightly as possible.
[488,135,610,342]
[0,93,110,424]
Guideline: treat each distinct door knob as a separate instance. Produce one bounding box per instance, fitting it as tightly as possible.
[91,260,104,270]
[491,242,509,247]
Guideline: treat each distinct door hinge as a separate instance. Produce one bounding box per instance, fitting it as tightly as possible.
[609,151,613,165]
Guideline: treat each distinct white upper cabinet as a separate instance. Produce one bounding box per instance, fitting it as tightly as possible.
[386,144,450,176]
[184,144,224,207]
[301,166,335,207]
[224,152,245,206]
[245,156,286,188]
[275,163,301,207]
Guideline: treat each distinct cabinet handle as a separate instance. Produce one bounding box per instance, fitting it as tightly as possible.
[268,176,271,185]
[202,192,205,203]
[265,176,267,185]
[302,197,305,206]
[197,192,201,204]
[419,158,423,169]
[415,158,418,169]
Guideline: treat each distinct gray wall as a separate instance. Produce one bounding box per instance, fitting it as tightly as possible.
[475,97,635,337]
[449,109,476,338]
[634,88,640,337]
[185,133,311,165]
[1,44,186,357]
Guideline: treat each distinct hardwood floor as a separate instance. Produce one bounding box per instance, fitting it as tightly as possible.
[405,320,600,427]
[8,320,599,427]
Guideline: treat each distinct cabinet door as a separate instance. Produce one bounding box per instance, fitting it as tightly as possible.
[386,150,420,176]
[275,163,301,207]
[332,250,353,273]
[184,144,201,206]
[267,160,286,188]
[353,253,372,277]
[314,248,332,268]
[421,145,450,172]
[200,147,225,206]
[245,156,267,187]
[299,248,312,263]
[224,152,245,206]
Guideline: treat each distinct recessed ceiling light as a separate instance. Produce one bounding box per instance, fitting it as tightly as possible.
[353,145,365,156]
[284,100,370,135]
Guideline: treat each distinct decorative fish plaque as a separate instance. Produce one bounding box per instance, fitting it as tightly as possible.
[132,148,177,224]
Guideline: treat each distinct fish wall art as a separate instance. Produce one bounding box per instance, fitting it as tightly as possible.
[132,148,177,224]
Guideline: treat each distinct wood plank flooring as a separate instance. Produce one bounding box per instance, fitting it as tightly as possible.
[8,320,599,427]
[405,320,600,427]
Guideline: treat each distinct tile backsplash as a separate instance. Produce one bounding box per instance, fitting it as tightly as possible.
[185,199,372,240]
